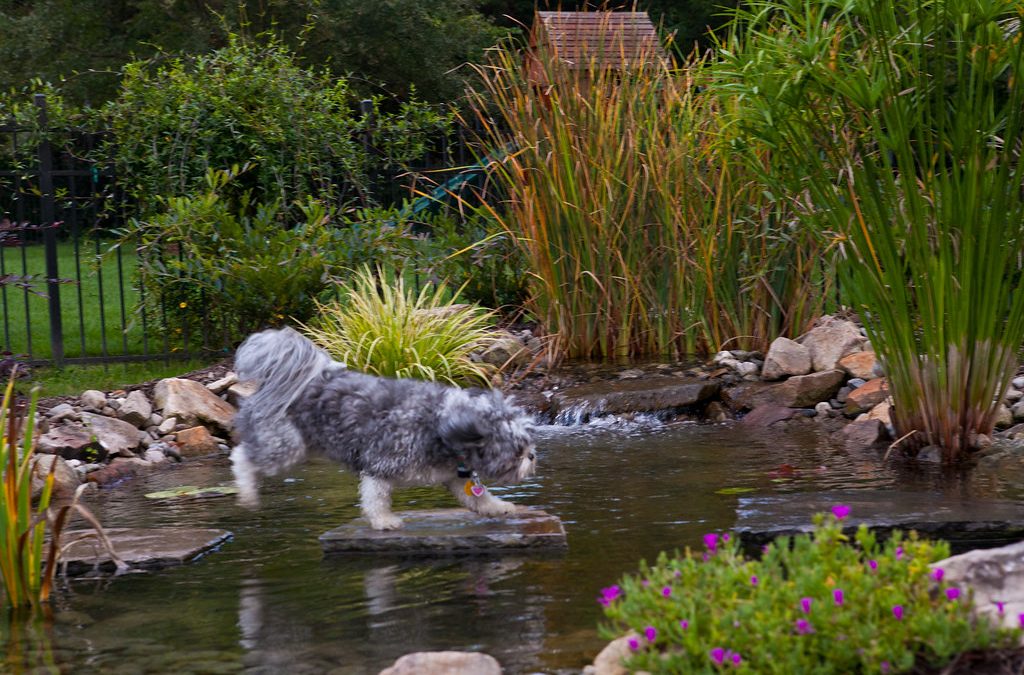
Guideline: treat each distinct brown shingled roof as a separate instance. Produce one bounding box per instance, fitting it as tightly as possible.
[531,11,668,69]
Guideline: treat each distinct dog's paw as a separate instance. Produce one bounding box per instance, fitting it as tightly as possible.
[369,515,404,530]
[236,492,260,509]
[476,500,518,517]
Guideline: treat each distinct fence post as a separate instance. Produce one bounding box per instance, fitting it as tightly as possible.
[35,94,64,366]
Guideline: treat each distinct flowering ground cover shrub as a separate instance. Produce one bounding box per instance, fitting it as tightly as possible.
[599,508,1023,673]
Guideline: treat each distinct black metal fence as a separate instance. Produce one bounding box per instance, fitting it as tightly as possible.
[0,95,484,367]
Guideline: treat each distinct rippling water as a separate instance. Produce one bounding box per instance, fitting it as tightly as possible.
[9,419,1024,673]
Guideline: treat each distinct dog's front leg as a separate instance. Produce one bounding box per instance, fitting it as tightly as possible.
[446,478,518,517]
[359,474,404,530]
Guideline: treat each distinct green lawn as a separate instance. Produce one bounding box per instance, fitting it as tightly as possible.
[0,239,150,360]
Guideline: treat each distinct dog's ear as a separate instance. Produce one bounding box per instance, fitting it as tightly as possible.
[439,411,490,447]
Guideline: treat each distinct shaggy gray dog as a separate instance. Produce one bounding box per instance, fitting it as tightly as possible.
[230,327,537,530]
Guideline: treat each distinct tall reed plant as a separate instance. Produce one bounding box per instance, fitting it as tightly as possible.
[717,0,1024,460]
[465,15,828,361]
[0,373,122,610]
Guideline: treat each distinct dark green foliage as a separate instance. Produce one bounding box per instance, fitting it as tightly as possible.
[100,33,451,214]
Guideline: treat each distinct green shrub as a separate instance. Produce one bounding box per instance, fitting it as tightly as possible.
[127,167,341,338]
[300,266,498,386]
[100,31,451,214]
[600,508,1021,673]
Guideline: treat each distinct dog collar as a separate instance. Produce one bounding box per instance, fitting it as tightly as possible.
[457,461,472,479]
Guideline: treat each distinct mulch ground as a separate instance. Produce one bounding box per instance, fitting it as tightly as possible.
[914,648,1024,674]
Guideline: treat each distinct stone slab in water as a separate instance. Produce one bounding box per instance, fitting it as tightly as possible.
[550,376,719,421]
[735,492,1024,554]
[58,527,233,575]
[320,508,567,555]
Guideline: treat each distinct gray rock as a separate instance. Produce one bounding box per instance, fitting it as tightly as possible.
[585,635,636,675]
[117,390,153,429]
[917,445,943,462]
[81,412,146,457]
[735,361,760,379]
[46,403,78,422]
[101,406,116,417]
[801,315,866,371]
[761,337,812,380]
[848,378,867,389]
[153,378,236,431]
[741,404,800,428]
[550,377,720,420]
[704,401,729,422]
[206,372,238,394]
[479,331,531,369]
[995,405,1014,429]
[57,527,232,575]
[777,369,846,408]
[616,368,645,380]
[841,419,888,450]
[1013,376,1024,390]
[1005,388,1023,404]
[157,417,178,435]
[935,540,1024,631]
[836,386,852,404]
[226,381,258,408]
[1012,399,1024,422]
[380,652,502,675]
[143,449,167,464]
[147,413,163,427]
[80,390,106,410]
[30,454,81,499]
[815,401,832,417]
[712,351,733,364]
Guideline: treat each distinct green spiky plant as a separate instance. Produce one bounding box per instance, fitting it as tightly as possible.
[464,15,829,361]
[717,0,1024,461]
[0,372,123,610]
[301,267,499,386]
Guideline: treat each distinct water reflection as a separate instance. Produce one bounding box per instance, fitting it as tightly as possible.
[3,419,1021,673]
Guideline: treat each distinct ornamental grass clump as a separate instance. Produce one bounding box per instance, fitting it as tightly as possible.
[599,508,1021,673]
[714,0,1024,460]
[301,266,498,387]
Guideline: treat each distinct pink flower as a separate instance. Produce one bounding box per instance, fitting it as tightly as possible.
[892,605,904,620]
[628,637,640,651]
[896,546,904,560]
[597,585,622,606]
[932,568,945,583]
[833,588,845,606]
[751,575,759,586]
[868,559,878,572]
[704,533,719,552]
[881,662,891,673]
[644,626,657,642]
[662,586,672,597]
[800,597,813,614]
[710,647,726,665]
[795,618,814,634]
[995,601,1006,615]
[731,652,742,665]
[680,619,689,630]
[946,587,961,601]
[832,504,851,520]
[722,533,731,543]
[1018,613,1024,629]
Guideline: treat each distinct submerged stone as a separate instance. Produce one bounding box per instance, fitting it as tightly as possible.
[319,508,567,555]
[57,527,232,575]
[549,376,719,423]
[735,492,1024,554]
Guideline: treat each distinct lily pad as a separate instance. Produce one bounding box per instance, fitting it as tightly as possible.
[715,487,757,495]
[145,486,239,500]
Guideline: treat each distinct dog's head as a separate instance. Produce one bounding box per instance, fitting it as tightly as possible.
[439,389,536,484]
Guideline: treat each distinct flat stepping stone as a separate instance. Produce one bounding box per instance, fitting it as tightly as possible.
[57,527,232,575]
[734,491,1024,554]
[549,376,720,423]
[320,508,567,555]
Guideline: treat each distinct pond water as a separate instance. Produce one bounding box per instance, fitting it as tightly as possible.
[9,418,1024,674]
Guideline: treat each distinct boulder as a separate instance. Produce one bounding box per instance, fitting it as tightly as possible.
[45,403,78,423]
[206,372,238,394]
[837,351,878,380]
[36,424,102,461]
[153,378,236,431]
[841,419,889,450]
[584,635,637,675]
[801,315,866,371]
[994,404,1014,429]
[776,370,846,408]
[30,454,81,499]
[761,337,812,380]
[81,412,146,457]
[79,389,106,410]
[844,378,890,415]
[550,377,720,420]
[479,331,531,369]
[379,652,502,675]
[741,405,801,428]
[935,540,1024,632]
[117,390,152,428]
[174,426,221,458]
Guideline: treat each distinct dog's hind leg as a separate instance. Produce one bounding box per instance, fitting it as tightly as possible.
[359,474,404,530]
[231,444,262,509]
[446,479,519,517]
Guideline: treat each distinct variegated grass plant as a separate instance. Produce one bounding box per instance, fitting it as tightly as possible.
[0,372,123,610]
[463,16,828,361]
[717,0,1024,460]
[301,267,499,386]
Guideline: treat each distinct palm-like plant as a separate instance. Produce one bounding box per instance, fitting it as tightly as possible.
[719,0,1024,460]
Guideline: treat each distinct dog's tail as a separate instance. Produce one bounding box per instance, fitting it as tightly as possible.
[235,327,335,411]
